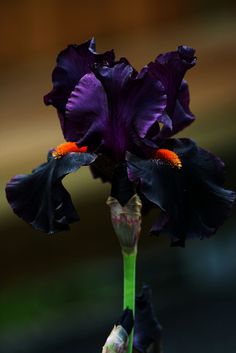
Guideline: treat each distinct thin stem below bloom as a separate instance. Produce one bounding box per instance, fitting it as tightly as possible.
[123,249,137,353]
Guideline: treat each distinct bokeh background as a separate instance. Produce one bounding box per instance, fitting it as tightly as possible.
[1,1,236,352]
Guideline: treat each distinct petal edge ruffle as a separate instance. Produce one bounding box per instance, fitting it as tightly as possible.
[6,151,96,234]
[127,139,235,245]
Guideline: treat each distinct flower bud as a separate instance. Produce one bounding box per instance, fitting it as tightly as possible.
[106,194,142,253]
[102,325,129,353]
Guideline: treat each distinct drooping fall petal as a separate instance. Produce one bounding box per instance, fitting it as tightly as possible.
[6,151,96,234]
[127,138,235,245]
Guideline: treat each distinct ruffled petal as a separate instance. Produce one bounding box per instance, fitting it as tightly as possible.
[65,72,108,145]
[157,80,195,140]
[146,45,196,138]
[152,45,196,115]
[44,38,114,112]
[6,151,96,234]
[94,61,167,159]
[169,80,195,135]
[127,139,235,245]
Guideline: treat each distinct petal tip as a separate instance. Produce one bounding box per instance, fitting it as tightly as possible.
[178,45,196,64]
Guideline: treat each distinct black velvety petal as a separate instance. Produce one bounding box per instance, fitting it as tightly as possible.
[110,163,136,206]
[89,154,116,183]
[6,152,96,234]
[127,139,235,245]
[89,155,135,206]
[134,285,162,353]
[150,210,169,235]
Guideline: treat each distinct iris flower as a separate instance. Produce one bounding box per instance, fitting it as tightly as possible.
[6,38,235,246]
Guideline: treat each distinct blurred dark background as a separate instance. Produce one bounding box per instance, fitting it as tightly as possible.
[1,1,236,352]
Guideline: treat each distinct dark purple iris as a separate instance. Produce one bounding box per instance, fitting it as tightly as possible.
[6,38,235,245]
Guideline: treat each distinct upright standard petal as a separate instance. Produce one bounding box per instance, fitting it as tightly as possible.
[94,62,168,159]
[65,72,109,145]
[6,151,96,234]
[44,38,114,112]
[127,139,235,246]
[65,61,167,159]
[146,45,196,138]
[168,79,195,136]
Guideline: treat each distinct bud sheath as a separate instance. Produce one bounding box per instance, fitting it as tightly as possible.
[102,325,129,353]
[106,194,142,253]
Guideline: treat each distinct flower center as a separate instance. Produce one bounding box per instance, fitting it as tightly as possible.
[154,148,182,169]
[52,142,88,159]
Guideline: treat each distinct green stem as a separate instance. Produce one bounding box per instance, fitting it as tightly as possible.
[123,249,137,353]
